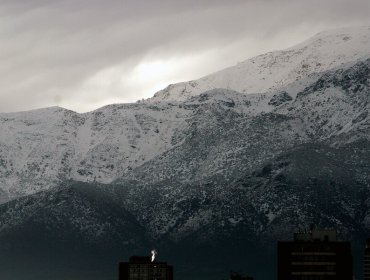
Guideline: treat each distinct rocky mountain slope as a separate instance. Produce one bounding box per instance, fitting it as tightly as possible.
[0,182,150,280]
[0,26,369,280]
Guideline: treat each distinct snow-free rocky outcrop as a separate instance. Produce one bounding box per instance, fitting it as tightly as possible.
[0,26,369,280]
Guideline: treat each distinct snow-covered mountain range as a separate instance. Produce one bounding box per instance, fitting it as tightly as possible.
[1,26,369,202]
[0,26,369,280]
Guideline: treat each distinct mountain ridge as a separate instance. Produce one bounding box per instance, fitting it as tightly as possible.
[147,25,370,102]
[0,26,369,280]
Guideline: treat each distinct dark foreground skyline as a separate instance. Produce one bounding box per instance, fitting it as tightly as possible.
[117,228,368,280]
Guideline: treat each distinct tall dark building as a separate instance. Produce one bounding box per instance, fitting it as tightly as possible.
[119,255,173,280]
[365,238,370,280]
[278,228,353,280]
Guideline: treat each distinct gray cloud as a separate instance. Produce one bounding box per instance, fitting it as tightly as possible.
[0,0,369,112]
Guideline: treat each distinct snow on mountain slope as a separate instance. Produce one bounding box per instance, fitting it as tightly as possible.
[0,58,369,201]
[0,103,194,198]
[148,26,370,102]
[0,26,369,202]
[0,90,279,200]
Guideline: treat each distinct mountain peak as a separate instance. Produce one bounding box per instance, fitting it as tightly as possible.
[147,26,370,103]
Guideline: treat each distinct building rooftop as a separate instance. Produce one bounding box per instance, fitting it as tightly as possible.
[294,228,337,242]
[129,256,152,263]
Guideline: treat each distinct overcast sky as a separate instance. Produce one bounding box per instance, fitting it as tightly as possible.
[0,0,369,113]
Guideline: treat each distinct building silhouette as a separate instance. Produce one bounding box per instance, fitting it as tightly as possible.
[229,271,254,280]
[365,238,370,280]
[119,255,173,280]
[277,228,353,280]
